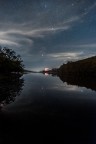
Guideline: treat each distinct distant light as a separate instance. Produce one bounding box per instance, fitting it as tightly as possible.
[45,68,49,71]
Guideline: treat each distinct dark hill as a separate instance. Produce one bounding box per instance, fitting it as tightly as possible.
[58,56,96,77]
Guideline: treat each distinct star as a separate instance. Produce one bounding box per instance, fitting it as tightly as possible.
[44,4,47,8]
[84,8,87,11]
[72,3,75,7]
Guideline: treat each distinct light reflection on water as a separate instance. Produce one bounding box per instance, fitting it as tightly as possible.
[1,73,96,143]
[2,73,96,113]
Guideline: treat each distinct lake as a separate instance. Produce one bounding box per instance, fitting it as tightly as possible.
[1,73,96,144]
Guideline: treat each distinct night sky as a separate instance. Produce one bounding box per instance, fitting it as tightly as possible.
[0,0,96,70]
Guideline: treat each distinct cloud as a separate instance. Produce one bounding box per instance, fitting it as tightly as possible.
[24,25,70,37]
[72,43,96,48]
[0,39,20,46]
[0,20,73,50]
[82,2,96,16]
[0,0,94,53]
[47,52,85,63]
[59,16,80,26]
[0,0,95,70]
[0,30,34,48]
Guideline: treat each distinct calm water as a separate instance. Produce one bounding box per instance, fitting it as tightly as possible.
[1,73,96,143]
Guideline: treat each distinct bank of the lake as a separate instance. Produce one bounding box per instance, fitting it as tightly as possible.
[58,56,96,77]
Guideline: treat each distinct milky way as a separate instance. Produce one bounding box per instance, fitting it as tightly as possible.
[0,0,96,70]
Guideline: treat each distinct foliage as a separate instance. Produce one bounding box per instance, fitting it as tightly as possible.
[0,73,24,107]
[58,56,96,77]
[0,47,24,73]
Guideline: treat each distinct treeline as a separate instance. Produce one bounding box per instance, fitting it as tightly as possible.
[0,47,24,73]
[58,56,96,77]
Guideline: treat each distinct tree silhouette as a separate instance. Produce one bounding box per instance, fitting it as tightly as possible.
[0,47,24,73]
[0,73,24,109]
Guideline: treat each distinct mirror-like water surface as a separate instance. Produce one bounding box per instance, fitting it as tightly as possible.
[1,73,96,143]
[2,73,96,112]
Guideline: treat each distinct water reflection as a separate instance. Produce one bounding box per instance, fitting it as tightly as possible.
[0,73,24,109]
[58,74,96,91]
[43,72,96,91]
[1,73,96,143]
